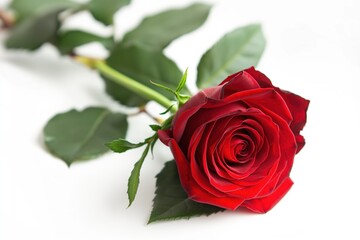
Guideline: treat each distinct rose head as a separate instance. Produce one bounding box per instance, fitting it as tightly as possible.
[158,67,309,213]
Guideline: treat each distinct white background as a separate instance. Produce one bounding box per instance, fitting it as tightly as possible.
[1,0,360,239]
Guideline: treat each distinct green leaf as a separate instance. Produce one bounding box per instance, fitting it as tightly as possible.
[160,105,175,115]
[176,94,191,107]
[5,7,65,50]
[89,0,131,25]
[149,125,161,131]
[43,107,128,166]
[197,24,266,89]
[56,30,114,54]
[10,0,75,22]
[175,69,191,106]
[176,68,188,93]
[150,80,176,95]
[149,69,190,108]
[150,135,158,156]
[148,160,223,223]
[128,144,150,206]
[102,45,182,107]
[121,3,211,51]
[106,139,145,153]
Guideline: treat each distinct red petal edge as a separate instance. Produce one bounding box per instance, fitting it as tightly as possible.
[242,177,294,213]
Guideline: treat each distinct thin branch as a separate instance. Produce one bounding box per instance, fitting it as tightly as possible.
[129,106,164,124]
[0,9,13,29]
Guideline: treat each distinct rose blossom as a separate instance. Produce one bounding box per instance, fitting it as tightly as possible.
[158,67,309,213]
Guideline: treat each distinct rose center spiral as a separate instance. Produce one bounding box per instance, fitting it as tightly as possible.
[231,135,254,164]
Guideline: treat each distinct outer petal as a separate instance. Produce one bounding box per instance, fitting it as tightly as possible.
[277,90,310,153]
[244,66,273,88]
[277,91,309,133]
[167,139,191,191]
[295,135,305,153]
[171,91,208,142]
[220,71,261,98]
[242,177,293,213]
[188,178,245,210]
[225,89,293,125]
[244,67,310,153]
[158,129,172,145]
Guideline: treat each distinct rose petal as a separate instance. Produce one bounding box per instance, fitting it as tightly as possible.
[243,67,273,88]
[277,91,309,153]
[242,177,294,213]
[157,129,172,145]
[278,91,309,133]
[178,101,248,151]
[188,124,228,197]
[220,71,261,97]
[228,89,293,125]
[188,178,245,210]
[172,91,208,142]
[226,161,280,199]
[243,67,310,153]
[167,139,191,191]
[295,134,305,153]
[197,122,248,192]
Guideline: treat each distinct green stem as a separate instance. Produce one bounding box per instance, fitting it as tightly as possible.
[76,56,177,112]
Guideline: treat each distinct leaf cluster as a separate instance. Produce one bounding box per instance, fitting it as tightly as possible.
[3,0,266,222]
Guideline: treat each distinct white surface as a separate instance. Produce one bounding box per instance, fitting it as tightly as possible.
[1,0,360,239]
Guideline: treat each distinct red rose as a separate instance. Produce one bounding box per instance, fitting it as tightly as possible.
[158,67,309,213]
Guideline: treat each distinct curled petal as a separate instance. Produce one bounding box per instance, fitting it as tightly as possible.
[278,91,309,153]
[188,177,245,210]
[242,177,294,213]
[220,71,261,97]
